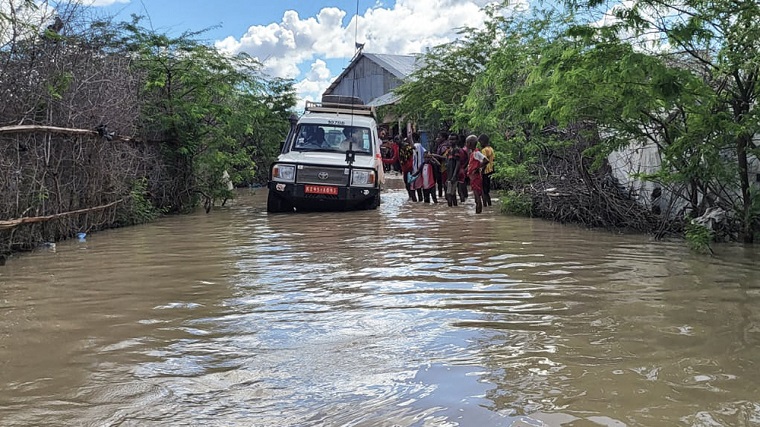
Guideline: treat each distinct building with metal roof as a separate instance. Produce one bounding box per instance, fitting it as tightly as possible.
[322,52,421,107]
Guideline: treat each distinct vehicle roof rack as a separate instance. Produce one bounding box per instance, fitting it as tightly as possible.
[322,95,364,105]
[305,100,375,117]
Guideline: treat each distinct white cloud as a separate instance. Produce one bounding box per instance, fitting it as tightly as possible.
[0,1,54,45]
[216,8,348,79]
[293,59,334,109]
[215,1,522,105]
[305,58,331,81]
[591,0,674,53]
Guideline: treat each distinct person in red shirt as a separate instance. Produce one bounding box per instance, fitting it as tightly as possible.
[398,138,418,201]
[380,138,397,172]
[420,152,440,203]
[456,136,469,203]
[465,134,489,214]
[381,135,401,171]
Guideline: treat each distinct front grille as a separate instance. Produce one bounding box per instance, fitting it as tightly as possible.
[303,193,339,199]
[297,165,348,186]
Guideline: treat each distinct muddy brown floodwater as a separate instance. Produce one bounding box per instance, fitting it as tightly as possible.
[1,186,759,426]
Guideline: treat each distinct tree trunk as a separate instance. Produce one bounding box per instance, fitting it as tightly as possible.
[737,133,754,243]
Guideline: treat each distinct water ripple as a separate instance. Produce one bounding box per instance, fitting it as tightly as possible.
[0,189,759,426]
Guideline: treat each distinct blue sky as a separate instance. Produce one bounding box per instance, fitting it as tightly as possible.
[78,0,527,105]
[100,0,371,42]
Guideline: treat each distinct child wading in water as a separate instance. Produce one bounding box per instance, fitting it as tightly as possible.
[420,152,440,203]
[456,136,469,203]
[398,138,418,201]
[478,133,494,207]
[444,134,462,207]
[465,134,489,214]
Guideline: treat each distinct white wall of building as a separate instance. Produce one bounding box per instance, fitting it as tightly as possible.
[608,140,760,219]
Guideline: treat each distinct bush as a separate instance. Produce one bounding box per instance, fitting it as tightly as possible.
[499,190,532,217]
[685,221,713,254]
[116,178,162,226]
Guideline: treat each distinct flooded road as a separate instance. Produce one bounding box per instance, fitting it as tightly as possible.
[1,187,759,426]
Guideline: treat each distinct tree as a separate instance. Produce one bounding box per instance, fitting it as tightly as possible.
[1,5,296,257]
[462,8,576,186]
[120,17,295,212]
[557,0,760,241]
[391,4,503,133]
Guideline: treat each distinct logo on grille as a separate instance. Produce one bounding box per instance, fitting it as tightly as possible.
[318,172,329,180]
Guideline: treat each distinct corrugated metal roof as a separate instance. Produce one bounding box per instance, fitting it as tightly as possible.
[322,52,421,97]
[363,53,420,79]
[366,92,401,107]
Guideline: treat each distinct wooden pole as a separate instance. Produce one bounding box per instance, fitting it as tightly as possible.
[0,125,134,142]
[0,199,124,230]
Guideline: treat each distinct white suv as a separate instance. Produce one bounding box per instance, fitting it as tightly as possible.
[267,99,384,212]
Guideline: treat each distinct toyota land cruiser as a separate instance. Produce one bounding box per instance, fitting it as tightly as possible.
[266,97,384,212]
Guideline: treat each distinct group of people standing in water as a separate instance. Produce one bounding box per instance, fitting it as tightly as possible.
[380,131,495,214]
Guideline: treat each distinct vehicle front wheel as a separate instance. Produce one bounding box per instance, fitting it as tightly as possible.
[267,192,293,213]
[364,194,380,210]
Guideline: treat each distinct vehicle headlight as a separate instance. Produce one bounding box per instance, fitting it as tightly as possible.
[272,164,296,182]
[351,169,375,186]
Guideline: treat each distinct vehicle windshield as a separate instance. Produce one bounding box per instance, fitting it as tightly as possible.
[290,124,372,155]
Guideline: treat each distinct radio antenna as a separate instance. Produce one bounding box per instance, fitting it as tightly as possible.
[346,0,361,166]
[350,0,360,109]
[353,0,360,50]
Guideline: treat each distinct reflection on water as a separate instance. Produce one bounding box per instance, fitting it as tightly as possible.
[1,187,759,426]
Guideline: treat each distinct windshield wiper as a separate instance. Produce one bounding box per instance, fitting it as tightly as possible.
[293,147,337,153]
